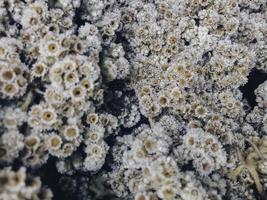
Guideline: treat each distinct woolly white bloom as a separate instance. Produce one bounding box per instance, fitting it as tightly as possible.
[1,107,26,129]
[31,62,47,78]
[83,155,105,171]
[178,128,227,175]
[85,141,107,159]
[0,130,24,163]
[79,23,99,38]
[63,125,80,141]
[21,8,40,29]
[85,125,105,144]
[41,108,58,126]
[46,133,62,151]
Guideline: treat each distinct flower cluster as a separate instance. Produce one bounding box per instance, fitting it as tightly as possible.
[0,38,28,98]
[0,167,52,200]
[175,128,227,176]
[0,0,266,199]
[109,125,226,200]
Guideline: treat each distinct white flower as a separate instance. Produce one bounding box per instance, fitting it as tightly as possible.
[85,125,105,144]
